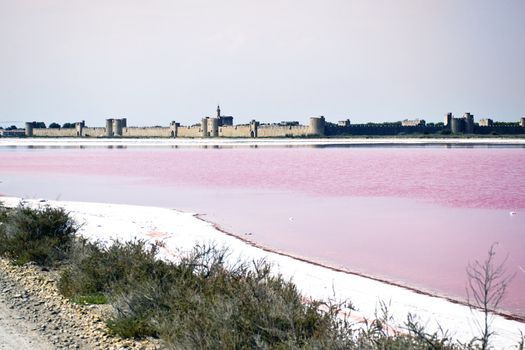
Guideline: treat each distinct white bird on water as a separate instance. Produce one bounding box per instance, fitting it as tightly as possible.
[509,211,517,216]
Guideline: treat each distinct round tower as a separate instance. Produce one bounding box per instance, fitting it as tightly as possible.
[444,113,452,127]
[113,119,123,137]
[170,121,177,138]
[450,118,463,134]
[209,118,219,137]
[201,118,208,137]
[309,116,325,137]
[105,119,113,137]
[25,122,34,137]
[75,122,83,137]
[520,117,525,128]
[250,120,258,138]
[464,113,474,133]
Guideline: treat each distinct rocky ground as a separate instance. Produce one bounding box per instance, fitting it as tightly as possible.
[0,258,161,350]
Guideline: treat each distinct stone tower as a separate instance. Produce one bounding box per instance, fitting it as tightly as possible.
[25,122,34,137]
[450,118,463,134]
[201,118,208,137]
[444,113,452,127]
[309,116,326,136]
[105,119,113,137]
[464,113,474,133]
[75,121,84,137]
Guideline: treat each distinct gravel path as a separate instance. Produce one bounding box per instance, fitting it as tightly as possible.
[0,259,159,350]
[0,288,54,350]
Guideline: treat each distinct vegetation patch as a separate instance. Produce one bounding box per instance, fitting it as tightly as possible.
[58,239,163,299]
[60,241,467,349]
[71,294,108,305]
[0,203,77,266]
[2,201,522,349]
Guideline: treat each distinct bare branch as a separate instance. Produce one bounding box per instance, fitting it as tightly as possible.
[466,242,516,350]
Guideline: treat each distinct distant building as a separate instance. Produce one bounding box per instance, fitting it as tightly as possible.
[444,112,453,127]
[278,121,300,126]
[0,129,25,137]
[216,105,233,126]
[338,119,351,127]
[446,113,475,133]
[479,118,493,127]
[401,119,425,127]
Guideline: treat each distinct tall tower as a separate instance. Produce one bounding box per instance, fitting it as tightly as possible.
[464,113,474,133]
[444,113,452,127]
[217,105,221,118]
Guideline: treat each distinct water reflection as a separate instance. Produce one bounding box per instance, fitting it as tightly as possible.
[1,143,525,150]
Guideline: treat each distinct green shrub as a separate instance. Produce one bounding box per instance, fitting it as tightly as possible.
[0,203,9,222]
[71,294,108,305]
[0,204,77,266]
[59,240,463,348]
[104,244,351,347]
[58,239,164,299]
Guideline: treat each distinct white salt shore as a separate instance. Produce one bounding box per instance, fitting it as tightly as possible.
[1,137,525,148]
[2,197,524,348]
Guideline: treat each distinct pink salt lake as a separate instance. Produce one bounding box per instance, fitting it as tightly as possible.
[1,145,524,317]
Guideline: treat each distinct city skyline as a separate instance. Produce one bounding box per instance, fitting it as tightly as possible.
[1,0,524,127]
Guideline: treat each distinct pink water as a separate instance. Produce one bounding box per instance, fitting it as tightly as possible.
[1,146,524,316]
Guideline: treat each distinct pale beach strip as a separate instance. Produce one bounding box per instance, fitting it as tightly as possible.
[0,137,525,148]
[1,196,524,349]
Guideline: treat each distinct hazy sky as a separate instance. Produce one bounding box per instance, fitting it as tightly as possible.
[1,0,524,127]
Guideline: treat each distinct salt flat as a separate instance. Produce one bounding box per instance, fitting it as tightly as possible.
[0,137,525,148]
[1,196,524,349]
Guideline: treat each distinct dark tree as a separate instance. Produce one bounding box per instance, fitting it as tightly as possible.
[62,122,76,128]
[49,122,61,129]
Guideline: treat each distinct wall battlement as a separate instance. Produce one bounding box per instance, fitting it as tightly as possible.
[13,109,525,139]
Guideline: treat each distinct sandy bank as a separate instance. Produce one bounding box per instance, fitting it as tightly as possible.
[2,196,524,349]
[1,137,525,148]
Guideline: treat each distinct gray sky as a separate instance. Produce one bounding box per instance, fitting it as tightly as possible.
[1,0,524,127]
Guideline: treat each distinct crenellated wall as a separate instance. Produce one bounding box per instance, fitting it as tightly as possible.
[123,127,172,138]
[176,125,204,138]
[326,124,441,136]
[20,113,525,138]
[474,125,525,135]
[82,127,106,137]
[257,125,311,137]
[219,125,252,137]
[33,128,78,137]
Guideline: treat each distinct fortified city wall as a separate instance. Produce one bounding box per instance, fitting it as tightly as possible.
[123,127,173,138]
[81,127,106,137]
[32,128,78,137]
[218,125,252,137]
[176,125,206,138]
[325,124,441,136]
[15,108,525,138]
[473,125,525,135]
[257,125,310,137]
